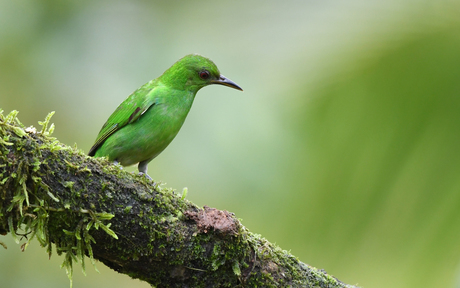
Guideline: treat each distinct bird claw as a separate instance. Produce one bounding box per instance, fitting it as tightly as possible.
[113,160,123,170]
[138,172,155,185]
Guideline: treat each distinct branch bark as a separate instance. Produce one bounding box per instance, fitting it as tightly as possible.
[0,111,358,288]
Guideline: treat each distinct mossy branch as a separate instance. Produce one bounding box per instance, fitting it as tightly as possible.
[0,110,358,288]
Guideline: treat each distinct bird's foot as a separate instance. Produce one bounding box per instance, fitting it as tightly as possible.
[113,160,123,170]
[138,172,156,184]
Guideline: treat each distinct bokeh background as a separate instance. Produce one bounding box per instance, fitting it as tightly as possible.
[1,1,460,287]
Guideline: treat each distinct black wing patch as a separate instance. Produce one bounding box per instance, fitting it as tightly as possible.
[88,123,118,156]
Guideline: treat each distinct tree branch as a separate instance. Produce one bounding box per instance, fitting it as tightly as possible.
[0,110,358,288]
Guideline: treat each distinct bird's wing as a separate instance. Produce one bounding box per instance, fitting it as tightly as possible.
[88,85,160,156]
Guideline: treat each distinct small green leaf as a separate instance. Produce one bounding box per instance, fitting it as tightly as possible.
[0,137,13,146]
[94,212,115,220]
[5,110,19,123]
[100,223,118,239]
[181,187,188,200]
[8,217,19,244]
[232,261,241,276]
[38,111,55,135]
[47,190,60,202]
[12,126,26,137]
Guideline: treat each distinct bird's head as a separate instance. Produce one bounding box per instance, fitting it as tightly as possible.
[161,54,243,92]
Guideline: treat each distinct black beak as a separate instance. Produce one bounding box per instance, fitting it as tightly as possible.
[211,75,243,91]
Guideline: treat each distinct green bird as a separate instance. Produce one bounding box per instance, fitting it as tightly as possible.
[88,54,242,180]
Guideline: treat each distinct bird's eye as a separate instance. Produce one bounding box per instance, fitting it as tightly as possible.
[199,71,210,80]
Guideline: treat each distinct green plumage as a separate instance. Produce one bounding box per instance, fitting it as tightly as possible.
[88,54,242,179]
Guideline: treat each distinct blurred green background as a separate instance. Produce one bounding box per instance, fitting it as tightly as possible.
[2,1,460,287]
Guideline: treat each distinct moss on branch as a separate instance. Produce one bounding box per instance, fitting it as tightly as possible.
[0,110,358,288]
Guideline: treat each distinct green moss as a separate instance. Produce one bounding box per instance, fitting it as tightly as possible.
[123,206,132,214]
[0,110,118,288]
